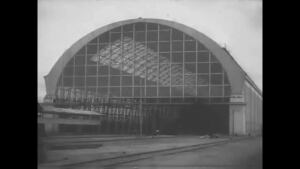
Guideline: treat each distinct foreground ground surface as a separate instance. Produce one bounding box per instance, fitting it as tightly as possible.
[84,137,262,169]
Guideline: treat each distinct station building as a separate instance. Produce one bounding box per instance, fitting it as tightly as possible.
[43,18,262,136]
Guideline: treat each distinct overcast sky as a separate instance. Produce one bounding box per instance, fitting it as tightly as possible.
[38,0,262,101]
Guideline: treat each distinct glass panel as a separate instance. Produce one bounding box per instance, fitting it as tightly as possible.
[224,73,230,85]
[66,57,74,66]
[146,87,157,97]
[184,74,196,85]
[184,86,196,96]
[110,87,120,97]
[76,47,85,55]
[134,87,145,97]
[99,32,109,43]
[159,42,170,52]
[211,54,219,63]
[197,86,209,97]
[211,86,223,96]
[147,31,158,41]
[111,33,121,42]
[172,52,183,63]
[87,55,97,65]
[63,66,73,76]
[147,42,158,52]
[210,74,223,85]
[197,52,209,62]
[147,23,158,30]
[75,77,84,87]
[171,75,183,85]
[184,41,196,51]
[211,63,223,73]
[159,53,170,63]
[74,66,85,76]
[75,55,85,65]
[134,76,145,86]
[110,67,121,75]
[171,64,183,75]
[63,77,73,87]
[123,24,134,32]
[172,29,183,40]
[197,41,206,50]
[184,63,196,74]
[135,31,145,42]
[121,76,133,86]
[224,86,231,96]
[122,87,133,97]
[184,52,196,62]
[159,30,170,41]
[86,66,97,76]
[171,86,183,96]
[110,76,120,86]
[87,44,97,54]
[197,74,209,85]
[135,22,146,31]
[86,76,96,86]
[159,24,170,30]
[185,34,194,40]
[111,26,121,32]
[98,66,109,75]
[98,76,108,86]
[197,63,209,73]
[172,41,183,52]
[159,87,170,97]
[98,87,108,96]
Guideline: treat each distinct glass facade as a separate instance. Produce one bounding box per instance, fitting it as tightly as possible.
[55,22,231,104]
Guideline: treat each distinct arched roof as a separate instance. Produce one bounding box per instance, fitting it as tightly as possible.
[44,18,245,97]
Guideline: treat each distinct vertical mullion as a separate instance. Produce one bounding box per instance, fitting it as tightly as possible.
[196,41,198,97]
[84,41,88,108]
[183,34,185,98]
[157,24,160,98]
[96,37,99,99]
[169,28,172,99]
[208,51,211,104]
[108,31,111,98]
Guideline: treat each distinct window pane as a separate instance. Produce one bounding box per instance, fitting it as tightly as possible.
[66,58,74,66]
[171,86,183,96]
[172,29,183,40]
[172,41,183,52]
[224,74,230,85]
[110,67,121,75]
[86,76,96,86]
[197,63,209,73]
[98,76,108,86]
[147,42,158,52]
[159,30,170,41]
[123,24,134,32]
[171,75,183,85]
[86,66,97,76]
[76,47,85,55]
[63,77,73,87]
[63,66,73,76]
[184,41,196,51]
[197,41,206,50]
[159,24,170,30]
[147,23,158,30]
[98,87,108,96]
[171,64,183,75]
[110,76,120,86]
[210,74,223,85]
[121,76,132,86]
[99,32,109,43]
[172,52,183,63]
[75,77,84,87]
[184,74,196,85]
[211,63,223,73]
[111,26,121,32]
[147,31,158,41]
[87,55,97,65]
[135,31,145,42]
[211,54,219,62]
[159,87,170,97]
[134,87,145,97]
[211,86,223,96]
[110,87,120,97]
[184,63,196,74]
[87,44,97,54]
[197,86,209,97]
[111,33,121,42]
[197,74,209,85]
[224,86,231,96]
[159,53,170,63]
[122,87,132,97]
[74,66,85,76]
[98,66,109,75]
[184,52,196,62]
[184,86,196,96]
[135,22,146,31]
[159,42,170,52]
[134,76,145,86]
[197,52,209,62]
[146,87,157,97]
[75,55,85,65]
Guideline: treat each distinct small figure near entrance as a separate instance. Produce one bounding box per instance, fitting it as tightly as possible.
[152,129,160,138]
